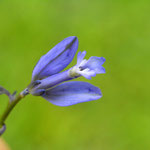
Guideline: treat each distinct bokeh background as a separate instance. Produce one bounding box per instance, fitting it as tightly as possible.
[0,0,149,150]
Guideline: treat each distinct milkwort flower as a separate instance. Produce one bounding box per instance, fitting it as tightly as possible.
[27,36,105,106]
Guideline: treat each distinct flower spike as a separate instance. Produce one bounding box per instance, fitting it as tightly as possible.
[0,36,106,136]
[29,37,106,106]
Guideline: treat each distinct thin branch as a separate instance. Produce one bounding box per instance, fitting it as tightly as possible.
[0,86,14,101]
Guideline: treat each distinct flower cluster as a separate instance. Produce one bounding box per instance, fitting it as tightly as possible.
[27,36,105,106]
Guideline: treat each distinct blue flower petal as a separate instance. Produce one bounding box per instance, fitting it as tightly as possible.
[34,70,73,90]
[83,56,106,74]
[42,81,102,106]
[77,51,86,65]
[32,36,78,81]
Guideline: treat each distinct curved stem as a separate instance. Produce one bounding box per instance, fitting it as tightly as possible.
[0,86,13,100]
[0,93,25,136]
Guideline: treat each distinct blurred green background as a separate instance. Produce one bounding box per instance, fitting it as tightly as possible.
[0,0,149,149]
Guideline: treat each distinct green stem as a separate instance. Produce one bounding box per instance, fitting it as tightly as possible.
[0,93,25,136]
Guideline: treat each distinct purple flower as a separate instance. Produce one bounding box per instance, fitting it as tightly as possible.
[29,36,105,106]
[32,36,78,81]
[69,51,105,79]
